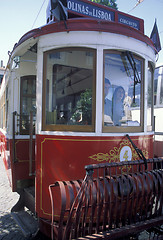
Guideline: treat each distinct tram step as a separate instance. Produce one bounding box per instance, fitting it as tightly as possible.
[24,186,35,213]
[11,210,38,238]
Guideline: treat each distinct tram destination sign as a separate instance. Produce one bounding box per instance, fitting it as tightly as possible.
[67,0,141,31]
[118,13,140,30]
[67,0,115,22]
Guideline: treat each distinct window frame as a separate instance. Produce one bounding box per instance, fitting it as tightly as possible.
[102,50,144,133]
[42,47,96,132]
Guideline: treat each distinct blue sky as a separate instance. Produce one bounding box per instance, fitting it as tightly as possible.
[0,0,163,67]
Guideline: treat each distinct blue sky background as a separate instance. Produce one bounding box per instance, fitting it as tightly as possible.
[0,0,163,67]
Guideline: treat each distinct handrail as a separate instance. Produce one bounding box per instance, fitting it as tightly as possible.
[12,112,35,136]
[126,134,147,170]
[29,111,35,176]
[12,111,35,176]
[155,132,163,135]
[12,111,17,163]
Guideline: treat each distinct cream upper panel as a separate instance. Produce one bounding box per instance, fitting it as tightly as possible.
[19,51,37,77]
[38,31,155,62]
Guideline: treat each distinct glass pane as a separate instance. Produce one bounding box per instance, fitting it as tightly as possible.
[104,52,142,127]
[147,65,153,128]
[21,76,36,134]
[154,78,158,105]
[22,79,36,95]
[160,76,163,105]
[45,49,94,126]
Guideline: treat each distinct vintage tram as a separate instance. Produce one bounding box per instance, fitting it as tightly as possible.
[0,0,163,239]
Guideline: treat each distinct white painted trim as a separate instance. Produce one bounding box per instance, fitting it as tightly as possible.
[95,47,103,134]
[37,130,154,137]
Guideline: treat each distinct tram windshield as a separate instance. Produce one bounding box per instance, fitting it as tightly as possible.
[43,48,95,131]
[104,51,143,129]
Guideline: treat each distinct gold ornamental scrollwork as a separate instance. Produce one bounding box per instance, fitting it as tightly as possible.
[89,139,148,163]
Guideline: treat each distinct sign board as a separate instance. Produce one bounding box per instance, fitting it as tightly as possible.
[67,0,115,22]
[67,0,142,31]
[46,0,143,32]
[118,13,140,30]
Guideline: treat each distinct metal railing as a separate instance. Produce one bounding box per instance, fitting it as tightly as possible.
[49,158,163,240]
[12,111,35,136]
[155,131,163,136]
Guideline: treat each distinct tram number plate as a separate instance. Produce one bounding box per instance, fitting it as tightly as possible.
[120,146,132,162]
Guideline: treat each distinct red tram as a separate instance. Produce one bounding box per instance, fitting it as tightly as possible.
[0,0,162,239]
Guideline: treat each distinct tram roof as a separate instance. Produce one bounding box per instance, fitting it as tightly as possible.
[11,0,156,54]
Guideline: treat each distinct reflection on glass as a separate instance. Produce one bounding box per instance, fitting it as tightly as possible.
[45,49,94,126]
[147,65,153,128]
[160,77,163,105]
[112,86,125,126]
[23,79,36,94]
[154,77,158,106]
[104,51,142,127]
[154,66,163,106]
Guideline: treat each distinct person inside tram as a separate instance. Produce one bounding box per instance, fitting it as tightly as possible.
[104,78,113,124]
[112,86,125,126]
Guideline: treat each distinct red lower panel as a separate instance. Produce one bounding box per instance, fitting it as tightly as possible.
[154,140,163,157]
[35,134,154,220]
[11,139,35,191]
[0,131,35,191]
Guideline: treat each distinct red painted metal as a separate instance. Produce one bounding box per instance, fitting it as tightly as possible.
[10,139,35,191]
[35,134,154,220]
[0,130,35,191]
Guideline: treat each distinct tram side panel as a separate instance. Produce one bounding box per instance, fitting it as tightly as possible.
[10,138,35,192]
[8,52,37,191]
[0,133,12,186]
[0,132,35,191]
[0,71,36,192]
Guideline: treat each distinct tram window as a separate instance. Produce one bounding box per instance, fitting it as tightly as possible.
[20,76,36,134]
[0,90,7,130]
[154,77,158,105]
[43,48,95,131]
[160,76,163,105]
[5,86,9,129]
[154,67,163,106]
[103,51,143,132]
[147,63,154,131]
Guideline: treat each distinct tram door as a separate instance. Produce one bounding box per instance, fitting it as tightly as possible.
[12,75,36,191]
